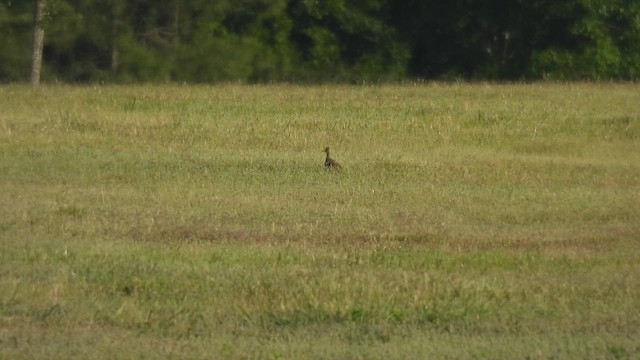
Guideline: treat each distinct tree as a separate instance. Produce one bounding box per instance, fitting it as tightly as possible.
[30,0,46,84]
[531,0,640,79]
[2,0,638,83]
[287,0,409,82]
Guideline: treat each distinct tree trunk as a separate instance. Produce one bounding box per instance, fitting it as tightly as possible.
[172,0,180,46]
[110,1,120,73]
[30,0,46,85]
[111,46,119,74]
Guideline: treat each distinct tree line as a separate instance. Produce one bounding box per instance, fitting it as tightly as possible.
[2,0,639,83]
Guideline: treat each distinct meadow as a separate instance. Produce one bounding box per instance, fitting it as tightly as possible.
[1,83,639,359]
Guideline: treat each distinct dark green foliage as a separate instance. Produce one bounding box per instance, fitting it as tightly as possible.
[531,0,640,79]
[0,2,33,81]
[2,0,639,82]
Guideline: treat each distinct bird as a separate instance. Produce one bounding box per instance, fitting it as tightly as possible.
[323,147,342,171]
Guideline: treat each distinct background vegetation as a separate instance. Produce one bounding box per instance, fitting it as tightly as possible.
[2,0,640,82]
[1,83,639,358]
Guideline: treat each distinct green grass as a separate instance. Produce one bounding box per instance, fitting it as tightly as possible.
[1,83,639,359]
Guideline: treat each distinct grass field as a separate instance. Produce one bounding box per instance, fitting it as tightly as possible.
[1,83,639,359]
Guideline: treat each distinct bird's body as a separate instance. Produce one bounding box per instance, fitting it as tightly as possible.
[323,147,342,171]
